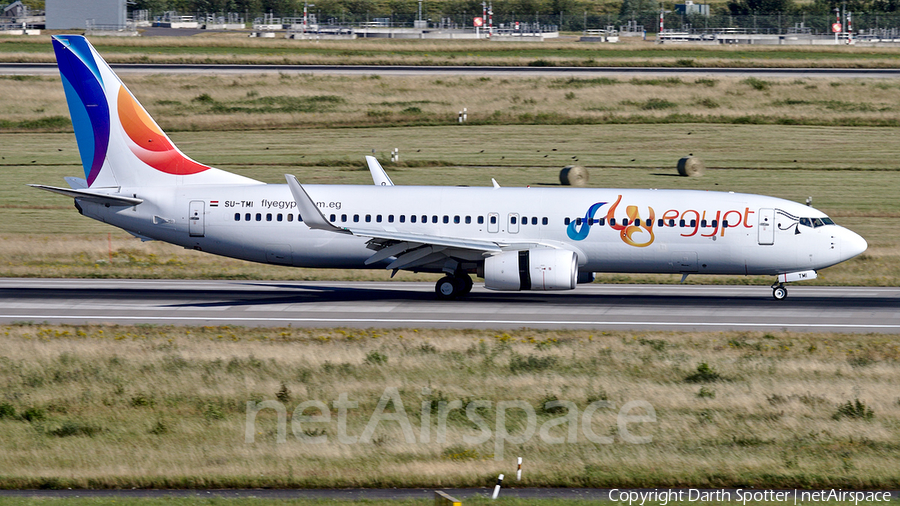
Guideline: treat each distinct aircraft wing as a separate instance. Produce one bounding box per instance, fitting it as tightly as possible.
[286,174,521,270]
[28,184,143,206]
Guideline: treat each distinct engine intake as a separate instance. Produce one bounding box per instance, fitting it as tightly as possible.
[483,249,578,291]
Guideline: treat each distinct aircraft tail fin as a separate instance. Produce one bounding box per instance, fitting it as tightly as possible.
[52,35,259,188]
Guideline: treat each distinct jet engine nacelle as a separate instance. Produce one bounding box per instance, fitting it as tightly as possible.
[483,249,578,291]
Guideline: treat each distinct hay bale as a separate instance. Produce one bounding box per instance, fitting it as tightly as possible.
[559,165,589,186]
[677,156,705,177]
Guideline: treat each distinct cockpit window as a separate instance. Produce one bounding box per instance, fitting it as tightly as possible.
[800,217,834,228]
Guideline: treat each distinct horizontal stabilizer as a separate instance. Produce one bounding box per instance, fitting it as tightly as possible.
[28,184,143,206]
[64,177,88,189]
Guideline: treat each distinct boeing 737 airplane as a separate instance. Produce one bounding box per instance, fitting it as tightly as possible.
[32,35,868,300]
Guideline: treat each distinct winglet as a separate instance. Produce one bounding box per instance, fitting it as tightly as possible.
[366,156,394,186]
[284,175,351,234]
[492,178,501,188]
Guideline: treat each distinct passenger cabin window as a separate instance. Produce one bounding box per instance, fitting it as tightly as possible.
[490,215,497,224]
[609,218,616,226]
[443,216,449,224]
[399,215,405,223]
[478,216,485,225]
[454,215,460,224]
[421,215,427,223]
[353,215,360,223]
[365,214,371,223]
[277,214,283,222]
[341,214,347,222]
[511,216,517,225]
[256,213,262,221]
[388,215,394,223]
[465,216,472,224]
[564,218,570,225]
[376,215,382,223]
[411,215,417,223]
[330,214,336,222]
[531,217,537,225]
[542,217,548,225]
[234,213,240,221]
[288,214,294,222]
[432,215,438,224]
[245,213,251,221]
[266,213,272,222]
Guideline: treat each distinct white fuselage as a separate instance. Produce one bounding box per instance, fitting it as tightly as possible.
[77,184,865,277]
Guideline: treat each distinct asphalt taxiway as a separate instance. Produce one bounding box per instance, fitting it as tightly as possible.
[0,278,897,332]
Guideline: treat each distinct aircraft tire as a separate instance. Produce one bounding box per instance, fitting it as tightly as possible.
[458,274,474,296]
[436,276,462,299]
[773,286,787,300]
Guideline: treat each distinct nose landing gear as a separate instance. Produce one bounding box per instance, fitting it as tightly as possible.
[772,283,787,301]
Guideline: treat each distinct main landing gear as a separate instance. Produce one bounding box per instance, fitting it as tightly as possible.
[435,274,473,300]
[772,283,787,301]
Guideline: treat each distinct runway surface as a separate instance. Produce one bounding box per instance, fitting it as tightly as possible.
[2,62,900,78]
[0,279,897,332]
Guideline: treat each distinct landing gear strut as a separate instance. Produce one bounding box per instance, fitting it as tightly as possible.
[772,283,787,301]
[435,274,473,299]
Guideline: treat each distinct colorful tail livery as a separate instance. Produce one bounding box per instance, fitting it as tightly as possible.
[52,35,258,188]
[36,36,868,301]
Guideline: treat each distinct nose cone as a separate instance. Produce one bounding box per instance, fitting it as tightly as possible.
[841,228,868,261]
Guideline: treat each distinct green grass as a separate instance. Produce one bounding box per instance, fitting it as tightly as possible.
[0,499,886,506]
[2,326,900,490]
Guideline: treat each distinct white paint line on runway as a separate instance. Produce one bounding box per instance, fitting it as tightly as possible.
[1,314,899,329]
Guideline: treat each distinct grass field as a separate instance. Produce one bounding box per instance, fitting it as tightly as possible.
[0,499,884,506]
[6,73,900,132]
[5,34,900,68]
[1,325,899,489]
[0,500,874,506]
